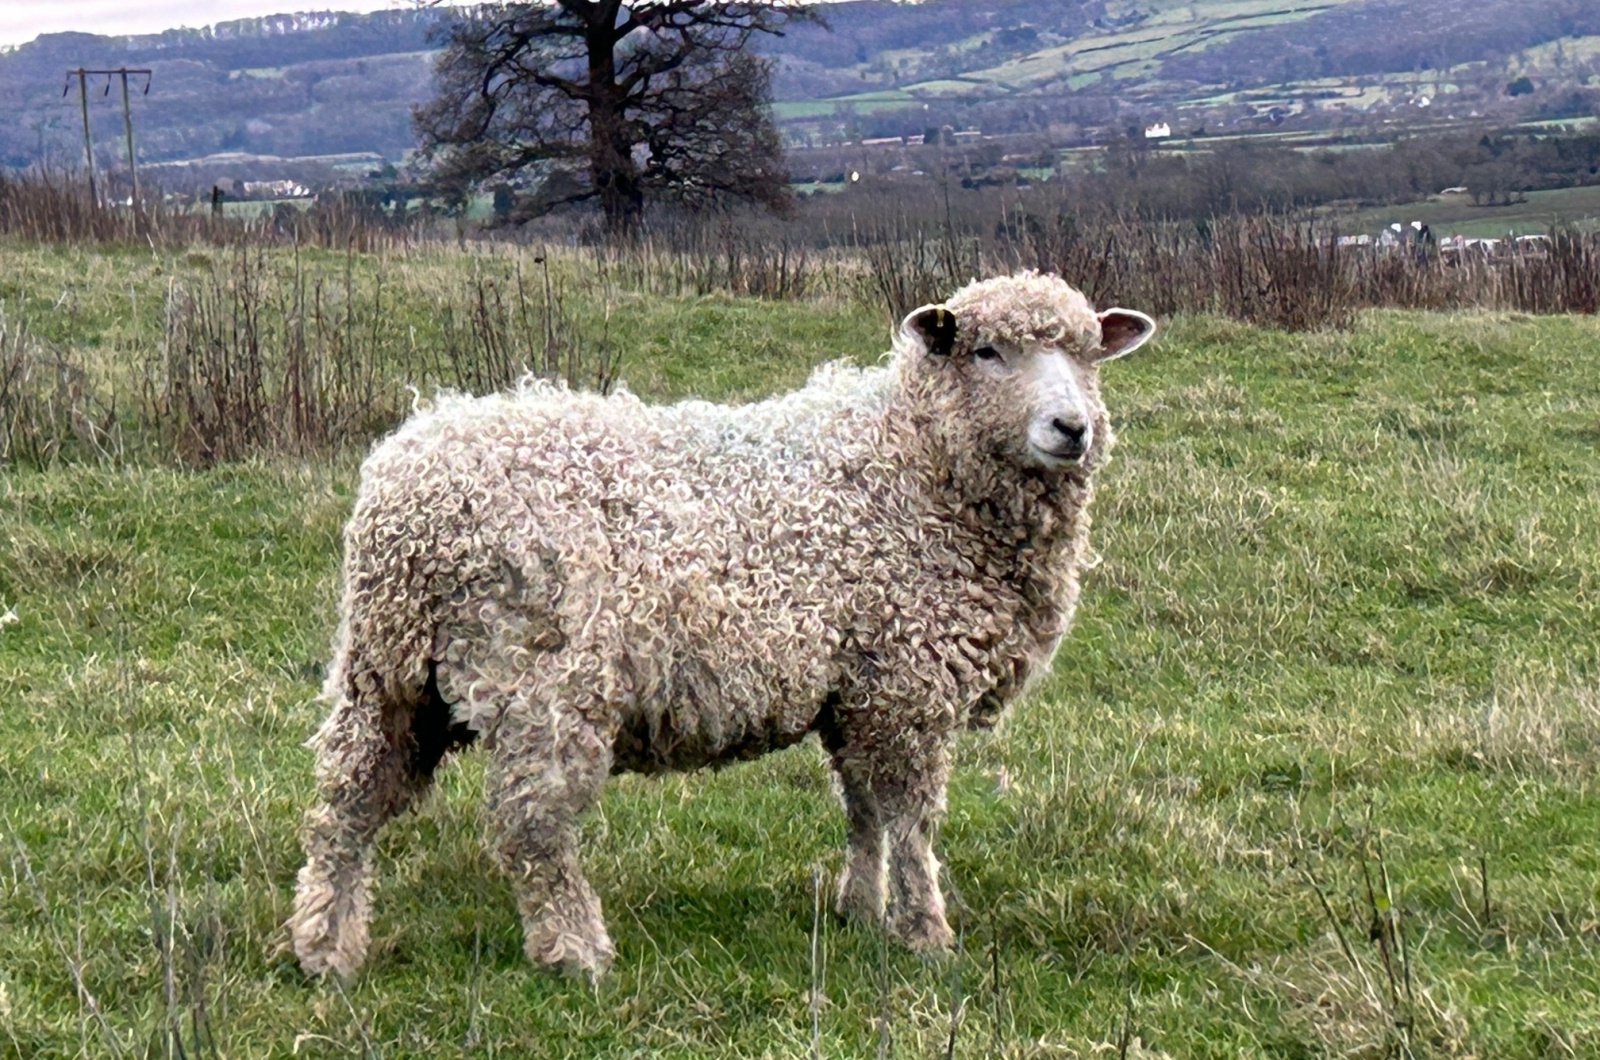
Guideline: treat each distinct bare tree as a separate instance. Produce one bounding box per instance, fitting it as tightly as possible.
[415,1,813,232]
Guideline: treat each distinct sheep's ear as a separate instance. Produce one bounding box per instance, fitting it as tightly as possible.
[901,303,959,357]
[1094,309,1156,362]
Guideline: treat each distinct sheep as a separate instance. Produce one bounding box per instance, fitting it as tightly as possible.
[288,270,1155,981]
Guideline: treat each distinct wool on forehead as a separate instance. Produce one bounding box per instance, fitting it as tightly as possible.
[945,270,1101,353]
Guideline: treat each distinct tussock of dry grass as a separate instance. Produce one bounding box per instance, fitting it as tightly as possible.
[1415,670,1600,783]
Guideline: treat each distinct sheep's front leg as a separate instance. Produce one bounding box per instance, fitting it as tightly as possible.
[880,767,954,951]
[485,695,615,981]
[828,730,953,951]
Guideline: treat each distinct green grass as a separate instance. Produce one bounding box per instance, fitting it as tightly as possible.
[4,258,1600,1055]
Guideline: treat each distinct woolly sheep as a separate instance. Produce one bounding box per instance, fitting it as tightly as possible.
[288,270,1156,981]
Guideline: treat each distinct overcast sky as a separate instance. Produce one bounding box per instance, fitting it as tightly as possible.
[0,1,411,48]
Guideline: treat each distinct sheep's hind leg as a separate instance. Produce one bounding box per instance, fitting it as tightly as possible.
[829,756,887,926]
[486,690,615,981]
[290,680,419,979]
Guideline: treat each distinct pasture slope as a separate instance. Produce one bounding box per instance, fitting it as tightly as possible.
[2,242,1600,1057]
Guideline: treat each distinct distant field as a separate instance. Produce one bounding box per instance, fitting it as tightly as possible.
[773,100,846,120]
[1337,184,1600,238]
[775,93,923,120]
[1512,34,1600,72]
[1517,116,1600,132]
[815,89,920,106]
[4,237,1600,1056]
[882,0,1371,101]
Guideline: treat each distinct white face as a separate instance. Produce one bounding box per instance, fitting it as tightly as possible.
[899,297,1154,473]
[969,340,1099,468]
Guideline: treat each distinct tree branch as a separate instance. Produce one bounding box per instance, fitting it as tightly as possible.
[416,0,803,227]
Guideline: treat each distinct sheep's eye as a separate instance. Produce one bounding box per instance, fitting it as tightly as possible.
[972,346,1003,363]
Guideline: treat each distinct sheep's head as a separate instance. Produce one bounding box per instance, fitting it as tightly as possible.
[896,271,1154,475]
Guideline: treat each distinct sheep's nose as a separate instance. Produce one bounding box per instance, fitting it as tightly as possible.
[1051,417,1088,454]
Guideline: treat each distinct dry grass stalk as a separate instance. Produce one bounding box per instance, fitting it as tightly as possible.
[0,168,422,252]
[859,208,1600,330]
[147,249,619,466]
[0,313,120,467]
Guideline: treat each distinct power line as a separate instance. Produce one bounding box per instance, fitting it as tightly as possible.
[64,67,152,209]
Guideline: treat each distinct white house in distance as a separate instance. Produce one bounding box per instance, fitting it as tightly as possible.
[1144,122,1172,139]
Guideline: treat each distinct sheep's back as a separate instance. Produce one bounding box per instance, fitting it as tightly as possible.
[347,374,904,759]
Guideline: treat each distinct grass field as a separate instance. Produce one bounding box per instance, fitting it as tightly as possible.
[1336,184,1600,239]
[774,94,925,121]
[4,241,1600,1056]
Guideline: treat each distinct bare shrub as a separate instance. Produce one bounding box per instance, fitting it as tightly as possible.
[578,217,828,301]
[856,210,1358,329]
[16,162,1596,325]
[0,168,423,252]
[855,202,1600,331]
[1501,227,1600,315]
[854,213,980,321]
[0,313,119,467]
[431,254,621,398]
[1207,216,1358,331]
[154,250,377,464]
[147,249,617,466]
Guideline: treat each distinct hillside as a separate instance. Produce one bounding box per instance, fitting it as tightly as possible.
[0,10,447,174]
[0,0,1596,177]
[770,0,1600,138]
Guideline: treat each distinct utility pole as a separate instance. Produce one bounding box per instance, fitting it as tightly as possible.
[119,69,139,213]
[65,67,151,210]
[71,68,95,204]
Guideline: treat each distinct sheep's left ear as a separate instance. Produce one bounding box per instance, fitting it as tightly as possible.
[1094,309,1156,362]
[901,303,959,357]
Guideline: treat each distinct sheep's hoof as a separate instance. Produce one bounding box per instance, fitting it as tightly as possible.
[890,910,955,953]
[289,875,370,980]
[295,935,360,980]
[835,868,887,927]
[526,926,615,984]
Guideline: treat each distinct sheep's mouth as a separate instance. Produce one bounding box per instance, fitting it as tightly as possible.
[1026,442,1087,468]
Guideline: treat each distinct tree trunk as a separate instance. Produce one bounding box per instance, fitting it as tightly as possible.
[586,15,643,235]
